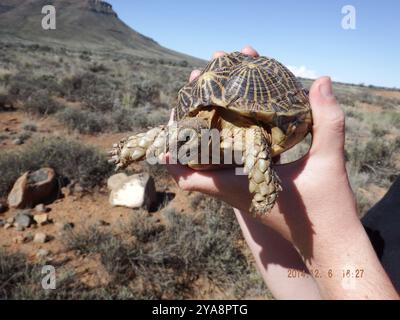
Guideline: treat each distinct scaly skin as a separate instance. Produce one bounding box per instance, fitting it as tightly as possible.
[243,126,282,215]
[109,126,167,170]
[110,120,282,216]
[109,118,209,170]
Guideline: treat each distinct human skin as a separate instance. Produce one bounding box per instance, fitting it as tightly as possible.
[162,46,399,300]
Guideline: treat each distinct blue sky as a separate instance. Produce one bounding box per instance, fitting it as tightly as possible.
[108,0,400,88]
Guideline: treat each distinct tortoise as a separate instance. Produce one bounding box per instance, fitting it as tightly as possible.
[109,52,312,215]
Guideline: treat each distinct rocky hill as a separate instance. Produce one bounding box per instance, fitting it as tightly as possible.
[0,0,203,64]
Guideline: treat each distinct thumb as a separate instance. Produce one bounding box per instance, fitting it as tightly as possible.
[308,76,345,159]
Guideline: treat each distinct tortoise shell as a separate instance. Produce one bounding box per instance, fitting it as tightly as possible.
[175,52,312,156]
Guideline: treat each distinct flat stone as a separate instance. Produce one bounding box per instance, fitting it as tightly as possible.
[16,225,25,231]
[33,213,50,225]
[13,235,26,244]
[33,232,48,243]
[55,222,74,232]
[36,249,50,259]
[3,223,12,229]
[12,138,23,145]
[34,203,49,213]
[6,217,14,224]
[15,210,33,228]
[109,173,157,210]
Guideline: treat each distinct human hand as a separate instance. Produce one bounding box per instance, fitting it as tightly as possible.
[164,46,398,299]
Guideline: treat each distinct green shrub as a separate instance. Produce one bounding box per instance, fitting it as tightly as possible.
[56,108,110,134]
[0,249,90,299]
[64,225,113,255]
[0,94,14,111]
[0,136,112,197]
[8,74,65,99]
[22,91,63,116]
[16,131,32,143]
[62,73,117,112]
[21,122,37,132]
[62,201,267,299]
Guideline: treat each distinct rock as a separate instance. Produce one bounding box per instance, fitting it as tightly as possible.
[34,203,49,213]
[14,210,33,228]
[7,168,57,209]
[16,225,25,231]
[55,222,74,232]
[25,233,34,242]
[107,173,128,190]
[12,138,23,145]
[33,213,50,225]
[109,173,157,210]
[0,219,4,227]
[13,235,26,244]
[6,217,15,224]
[4,223,12,229]
[33,232,48,243]
[73,183,84,194]
[36,249,50,259]
[96,219,110,227]
[0,201,8,213]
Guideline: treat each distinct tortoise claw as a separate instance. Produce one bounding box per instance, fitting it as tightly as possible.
[108,149,118,156]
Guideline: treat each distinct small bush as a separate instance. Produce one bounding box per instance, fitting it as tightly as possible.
[0,249,90,299]
[63,202,267,299]
[0,133,8,141]
[62,73,117,112]
[371,124,388,137]
[89,63,108,73]
[64,225,113,255]
[8,74,64,99]
[16,131,32,143]
[21,122,37,132]
[0,136,112,197]
[109,108,137,132]
[22,91,63,116]
[0,94,14,111]
[57,108,110,134]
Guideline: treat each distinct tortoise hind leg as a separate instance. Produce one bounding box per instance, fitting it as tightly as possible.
[243,126,282,215]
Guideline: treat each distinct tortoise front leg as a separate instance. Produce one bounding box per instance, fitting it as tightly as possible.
[109,118,210,170]
[109,126,168,170]
[243,126,282,215]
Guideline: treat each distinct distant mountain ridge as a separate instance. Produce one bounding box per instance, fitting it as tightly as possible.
[0,0,203,65]
[87,0,117,17]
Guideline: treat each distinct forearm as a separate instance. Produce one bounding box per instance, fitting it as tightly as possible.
[258,172,399,299]
[234,208,322,300]
[299,213,398,299]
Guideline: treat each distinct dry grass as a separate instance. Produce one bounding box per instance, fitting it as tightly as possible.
[63,199,268,299]
[0,136,112,197]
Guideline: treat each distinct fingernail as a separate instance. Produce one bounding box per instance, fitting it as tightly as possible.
[319,77,334,98]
